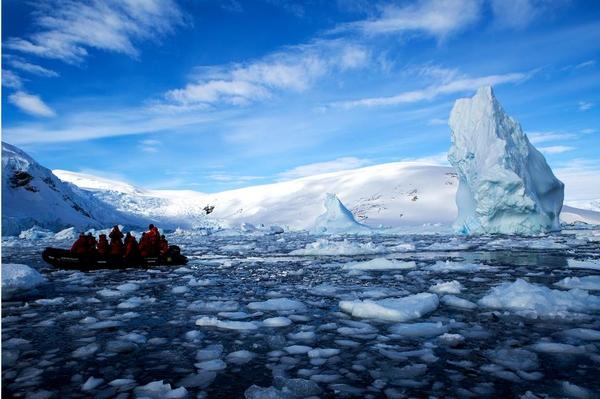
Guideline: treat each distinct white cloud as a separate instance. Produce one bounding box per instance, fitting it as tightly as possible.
[8,91,56,117]
[278,157,371,180]
[5,0,186,63]
[138,139,161,153]
[6,57,59,77]
[208,173,263,183]
[526,131,576,144]
[490,0,568,29]
[538,145,575,154]
[428,117,448,126]
[335,0,482,39]
[2,70,23,88]
[555,159,600,203]
[574,60,596,69]
[578,101,593,111]
[165,39,369,107]
[333,72,526,108]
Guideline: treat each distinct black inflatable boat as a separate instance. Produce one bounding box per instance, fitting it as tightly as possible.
[42,246,188,270]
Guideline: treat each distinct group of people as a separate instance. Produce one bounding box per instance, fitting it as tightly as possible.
[71,224,169,259]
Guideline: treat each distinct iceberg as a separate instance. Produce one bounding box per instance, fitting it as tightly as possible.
[448,87,564,235]
[313,193,369,234]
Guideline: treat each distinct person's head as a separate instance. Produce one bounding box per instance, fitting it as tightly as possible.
[161,235,165,239]
[87,232,93,237]
[79,233,85,238]
[149,224,154,230]
[141,232,146,237]
[125,232,131,237]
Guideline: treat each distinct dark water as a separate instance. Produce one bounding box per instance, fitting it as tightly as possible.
[2,230,600,398]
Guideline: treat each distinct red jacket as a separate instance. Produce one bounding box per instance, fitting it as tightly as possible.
[97,237,109,255]
[110,241,123,256]
[125,238,139,258]
[159,239,169,256]
[71,237,88,255]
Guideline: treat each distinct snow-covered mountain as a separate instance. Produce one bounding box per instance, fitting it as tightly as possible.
[56,161,600,231]
[3,141,599,236]
[1,142,146,236]
[55,162,462,231]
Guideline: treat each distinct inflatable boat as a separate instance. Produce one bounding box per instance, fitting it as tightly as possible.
[42,245,188,270]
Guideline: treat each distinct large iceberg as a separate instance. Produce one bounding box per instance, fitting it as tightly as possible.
[448,87,564,235]
[313,193,369,234]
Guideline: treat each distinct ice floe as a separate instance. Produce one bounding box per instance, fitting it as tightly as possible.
[2,263,45,298]
[342,258,416,271]
[479,279,600,317]
[290,239,385,256]
[339,293,439,322]
[555,276,600,291]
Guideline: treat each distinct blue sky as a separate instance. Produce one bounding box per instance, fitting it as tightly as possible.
[2,0,599,200]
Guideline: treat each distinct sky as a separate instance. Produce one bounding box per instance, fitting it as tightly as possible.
[2,0,599,202]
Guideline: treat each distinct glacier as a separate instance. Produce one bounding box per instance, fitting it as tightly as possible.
[448,87,565,235]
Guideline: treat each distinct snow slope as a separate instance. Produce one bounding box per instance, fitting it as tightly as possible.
[448,87,564,235]
[3,142,597,234]
[56,161,600,231]
[1,142,146,236]
[56,162,461,231]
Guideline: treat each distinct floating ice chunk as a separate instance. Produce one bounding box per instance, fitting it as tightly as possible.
[196,316,258,331]
[425,239,473,251]
[343,258,416,271]
[290,239,385,256]
[426,261,491,273]
[441,295,477,310]
[263,317,292,327]
[486,348,539,371]
[188,300,239,312]
[280,378,322,397]
[284,345,313,355]
[561,381,592,399]
[308,348,340,358]
[195,344,223,361]
[185,330,204,341]
[54,227,77,241]
[339,293,439,322]
[117,296,156,309]
[226,350,255,365]
[438,333,465,346]
[479,279,600,317]
[72,343,99,358]
[244,385,286,399]
[109,378,136,387]
[134,380,188,399]
[248,298,306,312]
[287,331,316,342]
[122,332,147,344]
[82,376,104,391]
[86,320,122,330]
[172,286,189,294]
[178,371,216,389]
[568,259,600,271]
[308,284,338,297]
[555,276,600,291]
[106,340,137,353]
[388,243,416,252]
[218,311,251,320]
[2,263,45,298]
[97,289,123,297]
[195,359,227,371]
[389,322,448,338]
[19,226,53,240]
[35,297,65,305]
[429,280,463,294]
[562,328,600,341]
[530,342,586,354]
[116,283,139,292]
[313,193,370,234]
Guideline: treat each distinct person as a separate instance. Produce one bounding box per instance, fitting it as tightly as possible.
[146,224,161,255]
[109,225,124,257]
[124,232,140,261]
[97,234,109,256]
[86,233,97,255]
[139,232,151,257]
[159,235,169,257]
[71,233,88,255]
